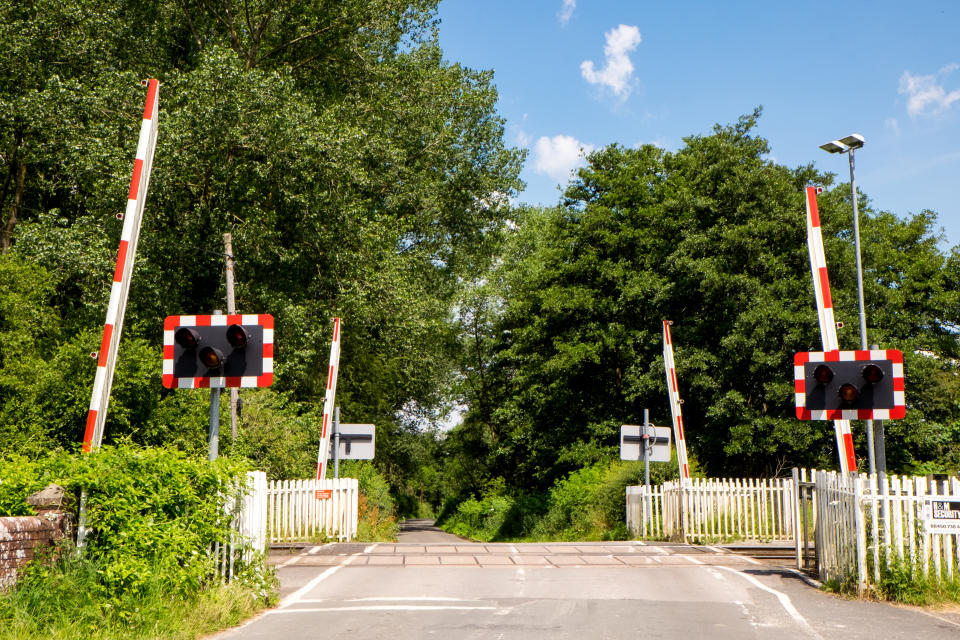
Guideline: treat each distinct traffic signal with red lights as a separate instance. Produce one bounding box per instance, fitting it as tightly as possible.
[794,349,904,420]
[163,314,273,388]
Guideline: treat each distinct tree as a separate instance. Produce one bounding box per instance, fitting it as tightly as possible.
[0,0,524,510]
[455,111,960,488]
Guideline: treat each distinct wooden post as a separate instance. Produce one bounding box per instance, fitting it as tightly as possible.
[223,233,239,441]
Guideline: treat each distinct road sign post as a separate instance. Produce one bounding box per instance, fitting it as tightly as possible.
[333,406,341,479]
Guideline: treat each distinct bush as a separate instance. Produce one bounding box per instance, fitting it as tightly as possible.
[439,459,689,542]
[344,461,399,541]
[0,444,275,639]
[0,445,260,604]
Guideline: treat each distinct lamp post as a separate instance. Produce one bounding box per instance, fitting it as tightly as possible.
[819,133,883,475]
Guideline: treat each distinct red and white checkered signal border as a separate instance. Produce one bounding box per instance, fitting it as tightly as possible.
[794,349,904,421]
[162,314,274,389]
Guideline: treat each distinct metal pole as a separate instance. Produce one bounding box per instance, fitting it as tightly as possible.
[208,310,222,461]
[849,148,877,475]
[643,408,651,534]
[333,406,341,479]
[642,409,650,488]
[223,233,239,441]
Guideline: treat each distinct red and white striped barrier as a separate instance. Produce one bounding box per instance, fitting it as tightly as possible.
[83,79,160,453]
[314,318,342,486]
[804,186,857,473]
[663,321,691,482]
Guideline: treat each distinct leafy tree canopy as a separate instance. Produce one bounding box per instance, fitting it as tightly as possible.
[450,110,960,490]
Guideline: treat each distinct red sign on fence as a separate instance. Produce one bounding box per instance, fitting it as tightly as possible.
[314,489,332,500]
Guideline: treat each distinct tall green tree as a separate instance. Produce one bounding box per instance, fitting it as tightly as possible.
[453,111,960,489]
[0,0,524,501]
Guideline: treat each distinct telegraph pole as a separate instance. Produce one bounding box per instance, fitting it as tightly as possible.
[224,233,239,441]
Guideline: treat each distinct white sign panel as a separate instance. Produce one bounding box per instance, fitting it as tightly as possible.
[620,425,671,463]
[330,423,376,460]
[922,499,960,535]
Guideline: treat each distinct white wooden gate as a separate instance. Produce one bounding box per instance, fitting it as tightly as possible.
[267,478,359,542]
[627,477,797,542]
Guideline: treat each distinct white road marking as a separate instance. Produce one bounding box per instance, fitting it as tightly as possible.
[276,543,334,568]
[364,543,378,553]
[679,555,704,565]
[914,609,960,629]
[301,597,480,603]
[278,552,361,609]
[706,567,726,581]
[276,554,303,568]
[268,605,501,614]
[716,566,823,639]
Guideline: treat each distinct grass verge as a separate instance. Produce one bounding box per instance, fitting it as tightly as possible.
[0,545,276,640]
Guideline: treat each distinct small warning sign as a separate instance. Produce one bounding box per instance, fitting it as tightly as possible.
[314,489,333,500]
[922,499,960,535]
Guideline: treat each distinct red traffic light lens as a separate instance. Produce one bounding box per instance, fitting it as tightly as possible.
[174,327,200,349]
[813,365,834,384]
[838,383,859,404]
[226,324,250,349]
[199,346,224,369]
[862,364,884,384]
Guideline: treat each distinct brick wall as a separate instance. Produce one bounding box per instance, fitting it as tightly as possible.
[0,513,72,589]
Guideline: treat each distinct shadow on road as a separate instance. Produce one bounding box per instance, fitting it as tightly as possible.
[397,519,467,543]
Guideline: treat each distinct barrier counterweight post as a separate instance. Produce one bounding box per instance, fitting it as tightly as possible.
[804,186,857,473]
[315,318,342,482]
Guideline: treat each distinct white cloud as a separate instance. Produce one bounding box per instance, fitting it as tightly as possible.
[898,65,960,118]
[511,113,532,147]
[533,135,595,181]
[884,117,900,135]
[558,0,576,26]
[580,24,642,98]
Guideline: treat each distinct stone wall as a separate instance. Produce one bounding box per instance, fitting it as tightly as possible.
[0,513,72,589]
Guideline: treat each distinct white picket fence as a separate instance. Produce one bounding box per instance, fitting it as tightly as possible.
[267,478,359,542]
[812,468,960,591]
[626,485,663,538]
[216,470,268,581]
[626,477,797,542]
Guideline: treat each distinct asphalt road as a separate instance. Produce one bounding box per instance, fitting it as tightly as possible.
[215,525,960,640]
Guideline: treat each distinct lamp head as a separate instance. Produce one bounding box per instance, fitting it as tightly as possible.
[820,140,848,154]
[839,134,865,149]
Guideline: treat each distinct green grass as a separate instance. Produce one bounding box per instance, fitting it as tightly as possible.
[874,557,960,606]
[0,546,276,640]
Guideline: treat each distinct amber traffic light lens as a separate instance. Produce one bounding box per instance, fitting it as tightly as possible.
[226,324,250,349]
[862,364,884,384]
[813,365,834,384]
[199,346,224,369]
[174,327,200,349]
[838,383,859,404]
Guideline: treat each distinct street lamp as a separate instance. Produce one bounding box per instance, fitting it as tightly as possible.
[820,133,882,474]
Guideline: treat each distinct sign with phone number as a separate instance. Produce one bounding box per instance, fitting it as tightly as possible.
[922,499,960,535]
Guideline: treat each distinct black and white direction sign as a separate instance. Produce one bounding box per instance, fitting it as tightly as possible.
[330,423,376,460]
[621,424,671,463]
[923,498,960,535]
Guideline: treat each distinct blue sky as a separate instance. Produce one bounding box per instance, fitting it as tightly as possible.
[437,1,960,248]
